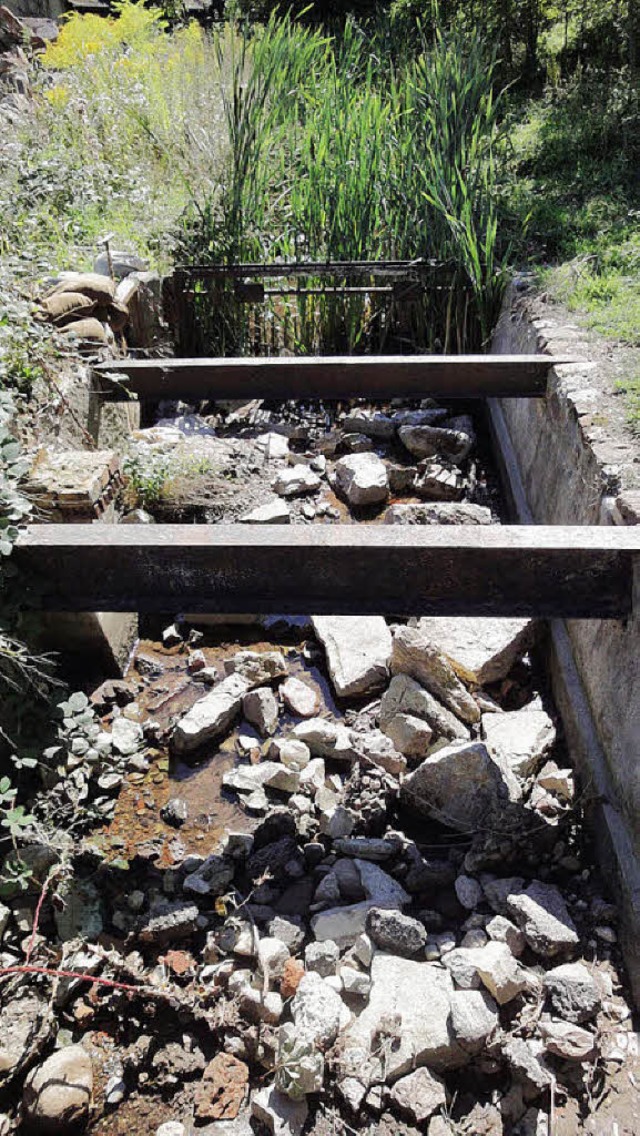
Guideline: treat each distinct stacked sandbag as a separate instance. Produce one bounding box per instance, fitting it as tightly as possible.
[40,272,130,346]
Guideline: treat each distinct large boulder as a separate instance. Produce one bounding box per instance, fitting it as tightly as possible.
[312,616,392,699]
[400,741,512,832]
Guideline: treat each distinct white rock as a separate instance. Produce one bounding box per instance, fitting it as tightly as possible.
[223,762,299,795]
[298,757,326,791]
[280,676,321,718]
[258,938,290,982]
[293,718,355,762]
[383,712,433,757]
[482,709,556,778]
[352,729,407,775]
[276,1023,324,1098]
[539,1019,596,1061]
[270,738,311,771]
[486,914,526,957]
[240,499,291,524]
[450,989,499,1053]
[536,761,575,801]
[390,1066,447,1123]
[292,972,348,1050]
[338,955,463,1091]
[156,1124,187,1136]
[110,716,143,756]
[173,674,248,754]
[334,452,389,506]
[273,466,320,497]
[400,741,512,831]
[311,903,373,947]
[251,1085,308,1136]
[239,985,284,1024]
[319,805,355,839]
[474,941,530,1004]
[415,616,536,685]
[305,940,339,977]
[391,626,480,725]
[255,432,290,459]
[243,687,279,736]
[341,966,371,997]
[506,880,579,957]
[312,616,392,699]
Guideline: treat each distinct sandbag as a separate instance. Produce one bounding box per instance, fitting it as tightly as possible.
[41,291,95,325]
[59,317,108,343]
[51,272,116,304]
[101,299,129,333]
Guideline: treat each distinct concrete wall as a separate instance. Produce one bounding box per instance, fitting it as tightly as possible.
[492,283,640,1000]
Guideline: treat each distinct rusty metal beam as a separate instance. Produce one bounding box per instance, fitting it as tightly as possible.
[95,355,568,402]
[15,524,639,617]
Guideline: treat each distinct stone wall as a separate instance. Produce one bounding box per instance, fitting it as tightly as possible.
[491,282,640,999]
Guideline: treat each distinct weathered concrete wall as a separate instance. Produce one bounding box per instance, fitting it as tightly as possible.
[492,282,640,999]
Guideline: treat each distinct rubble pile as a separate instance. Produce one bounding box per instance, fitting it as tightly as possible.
[0,614,635,1136]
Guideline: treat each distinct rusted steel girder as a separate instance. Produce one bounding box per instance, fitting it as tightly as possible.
[94,354,569,402]
[15,524,639,617]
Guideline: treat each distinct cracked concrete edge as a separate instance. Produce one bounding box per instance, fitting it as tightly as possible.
[487,395,640,1005]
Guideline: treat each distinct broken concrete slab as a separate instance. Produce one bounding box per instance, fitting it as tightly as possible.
[312,616,392,699]
[415,616,537,685]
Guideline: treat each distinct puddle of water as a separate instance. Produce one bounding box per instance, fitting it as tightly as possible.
[97,632,341,867]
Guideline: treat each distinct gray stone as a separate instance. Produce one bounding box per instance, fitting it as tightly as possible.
[139,900,200,945]
[333,837,399,862]
[400,741,511,832]
[486,914,526,957]
[224,761,300,795]
[240,499,292,523]
[23,1044,93,1133]
[455,875,483,910]
[366,908,427,957]
[482,875,526,915]
[258,937,290,982]
[385,501,492,526]
[271,738,311,771]
[415,616,536,685]
[352,729,407,775]
[273,465,321,497]
[342,411,395,439]
[268,916,306,953]
[391,627,480,725]
[482,709,556,778]
[398,424,473,463]
[243,687,279,736]
[291,972,347,1050]
[502,1037,551,1094]
[337,955,464,1091]
[312,616,392,699]
[356,860,410,909]
[390,1066,447,1123]
[506,881,579,957]
[539,1019,596,1061]
[474,941,530,1005]
[280,676,320,718]
[305,940,340,976]
[413,461,465,501]
[311,903,373,947]
[383,712,433,757]
[334,453,389,506]
[156,1124,187,1136]
[341,966,371,997]
[173,674,249,754]
[543,962,601,1023]
[251,1086,308,1136]
[379,673,470,743]
[450,989,499,1053]
[293,718,355,762]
